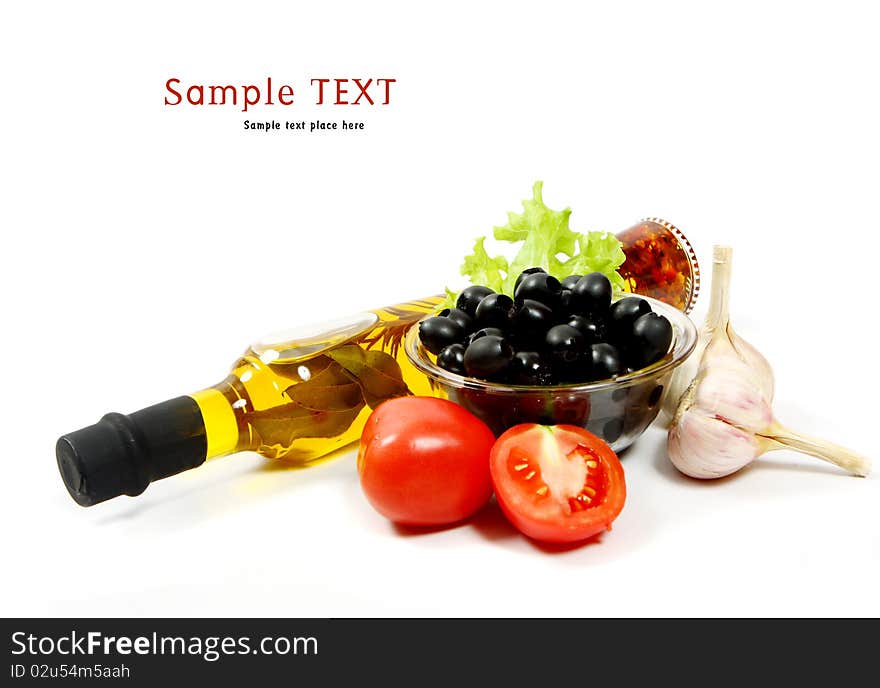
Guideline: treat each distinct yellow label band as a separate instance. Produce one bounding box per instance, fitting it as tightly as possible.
[190,388,239,459]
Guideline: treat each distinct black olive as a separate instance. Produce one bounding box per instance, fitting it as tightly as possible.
[469,327,506,344]
[514,267,547,293]
[512,299,554,340]
[474,293,514,330]
[545,324,585,364]
[570,273,613,317]
[567,315,605,345]
[514,272,562,309]
[419,316,466,355]
[509,351,552,385]
[627,312,673,369]
[456,285,494,318]
[463,335,514,379]
[560,274,583,290]
[589,342,624,380]
[608,296,652,342]
[559,289,573,312]
[438,307,474,333]
[436,343,467,375]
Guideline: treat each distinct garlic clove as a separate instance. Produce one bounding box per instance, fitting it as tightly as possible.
[728,324,774,402]
[692,363,774,433]
[668,408,762,479]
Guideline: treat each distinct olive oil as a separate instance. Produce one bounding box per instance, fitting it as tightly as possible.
[57,297,441,506]
[197,297,442,461]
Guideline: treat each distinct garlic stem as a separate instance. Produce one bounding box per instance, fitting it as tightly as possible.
[760,422,871,477]
[705,246,732,329]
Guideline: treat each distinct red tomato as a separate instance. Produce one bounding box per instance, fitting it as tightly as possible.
[490,424,626,543]
[358,397,495,526]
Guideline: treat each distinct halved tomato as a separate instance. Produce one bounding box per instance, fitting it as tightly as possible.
[489,424,626,543]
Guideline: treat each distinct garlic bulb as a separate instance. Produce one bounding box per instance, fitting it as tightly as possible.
[667,246,870,479]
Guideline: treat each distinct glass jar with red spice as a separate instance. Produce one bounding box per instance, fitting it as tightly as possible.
[616,218,700,314]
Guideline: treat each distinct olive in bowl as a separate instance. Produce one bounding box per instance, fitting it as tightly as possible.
[406,287,697,452]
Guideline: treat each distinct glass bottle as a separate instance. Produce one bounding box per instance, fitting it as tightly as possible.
[56,298,440,506]
[56,220,698,506]
[616,218,700,314]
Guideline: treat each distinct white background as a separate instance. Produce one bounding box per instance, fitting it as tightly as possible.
[2,0,878,617]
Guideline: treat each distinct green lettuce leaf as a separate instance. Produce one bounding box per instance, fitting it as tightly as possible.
[460,237,508,294]
[447,181,626,303]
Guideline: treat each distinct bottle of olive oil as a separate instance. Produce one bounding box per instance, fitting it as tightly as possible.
[56,297,442,506]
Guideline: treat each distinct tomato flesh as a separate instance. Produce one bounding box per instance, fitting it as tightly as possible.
[490,424,626,543]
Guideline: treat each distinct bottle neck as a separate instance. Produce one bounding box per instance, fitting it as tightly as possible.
[56,396,211,506]
[189,387,242,460]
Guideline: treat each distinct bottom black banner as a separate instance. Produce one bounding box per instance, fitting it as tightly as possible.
[1,618,873,685]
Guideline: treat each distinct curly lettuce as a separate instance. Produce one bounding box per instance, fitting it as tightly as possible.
[446,181,626,307]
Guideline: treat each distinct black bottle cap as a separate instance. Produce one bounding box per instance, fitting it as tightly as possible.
[56,396,208,507]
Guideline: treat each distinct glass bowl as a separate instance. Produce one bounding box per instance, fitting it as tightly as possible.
[404,295,698,452]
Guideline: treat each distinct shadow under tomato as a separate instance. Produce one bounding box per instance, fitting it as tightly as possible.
[391,499,519,541]
[392,520,467,537]
[391,498,612,553]
[524,530,606,554]
[468,499,520,543]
